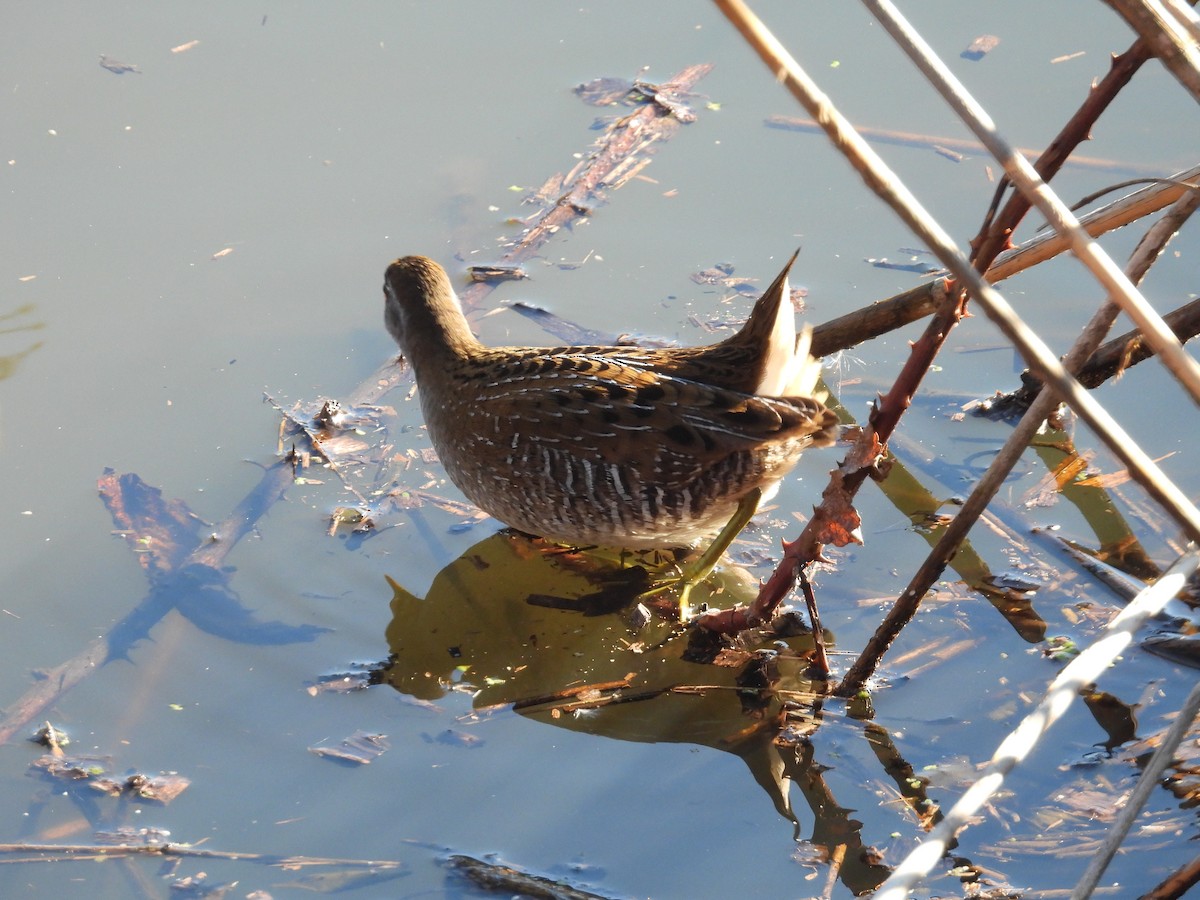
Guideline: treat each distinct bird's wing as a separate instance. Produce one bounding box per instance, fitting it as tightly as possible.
[461,350,837,467]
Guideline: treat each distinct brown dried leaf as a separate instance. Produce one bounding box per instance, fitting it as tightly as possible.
[841,427,887,475]
[813,471,864,548]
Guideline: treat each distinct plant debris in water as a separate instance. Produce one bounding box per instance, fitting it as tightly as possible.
[574,71,703,122]
[305,663,378,695]
[447,853,616,900]
[32,754,191,803]
[308,730,389,765]
[960,34,1000,61]
[99,54,141,74]
[29,722,69,749]
[427,728,484,749]
[467,264,528,282]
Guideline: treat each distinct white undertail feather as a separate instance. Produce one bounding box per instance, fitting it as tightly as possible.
[752,270,823,400]
[753,271,795,396]
[787,325,825,399]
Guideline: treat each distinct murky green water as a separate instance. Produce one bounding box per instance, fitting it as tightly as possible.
[3,2,1199,897]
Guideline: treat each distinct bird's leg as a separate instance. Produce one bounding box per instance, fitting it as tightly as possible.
[677,487,762,618]
[643,488,763,620]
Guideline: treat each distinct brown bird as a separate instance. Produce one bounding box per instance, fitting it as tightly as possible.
[383,252,838,609]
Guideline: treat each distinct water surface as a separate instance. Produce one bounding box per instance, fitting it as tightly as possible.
[3,2,1199,897]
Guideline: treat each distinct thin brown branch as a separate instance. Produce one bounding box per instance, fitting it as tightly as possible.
[1139,852,1200,900]
[987,293,1200,416]
[985,164,1200,284]
[1078,295,1200,388]
[811,280,946,358]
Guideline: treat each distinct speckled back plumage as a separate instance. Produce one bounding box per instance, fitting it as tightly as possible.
[383,253,837,550]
